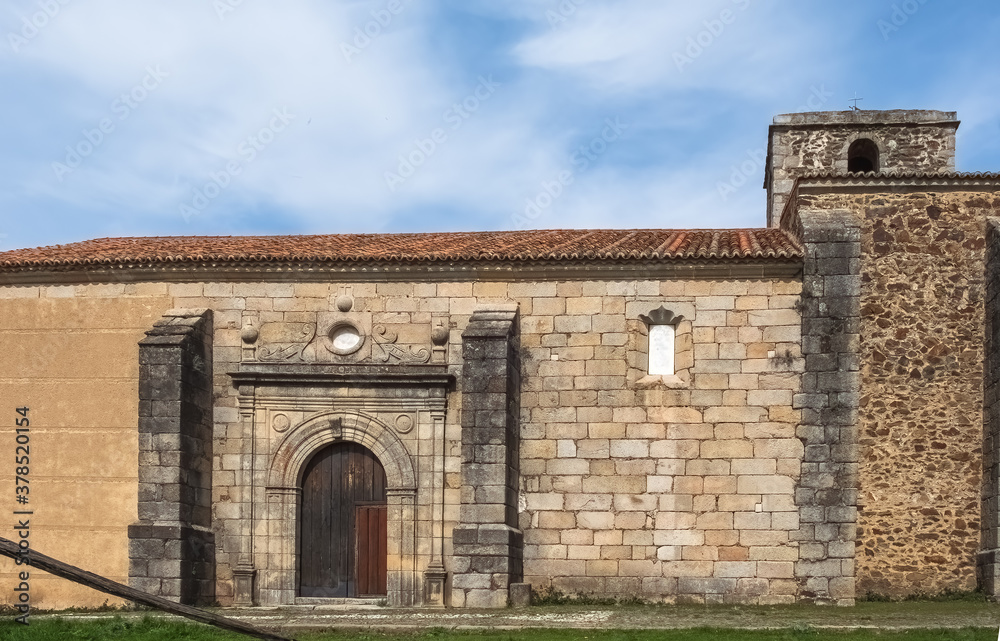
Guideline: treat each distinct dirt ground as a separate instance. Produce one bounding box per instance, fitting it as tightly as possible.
[30,601,1000,633]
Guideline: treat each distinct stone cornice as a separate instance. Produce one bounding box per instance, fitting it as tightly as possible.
[229,362,453,389]
[0,258,803,285]
[797,172,1000,195]
[770,110,958,130]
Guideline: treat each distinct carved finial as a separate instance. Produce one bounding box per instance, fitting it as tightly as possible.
[241,318,259,344]
[431,321,450,346]
[639,306,684,326]
[335,286,354,312]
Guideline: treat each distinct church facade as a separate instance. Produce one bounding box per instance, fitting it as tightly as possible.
[2,109,1000,608]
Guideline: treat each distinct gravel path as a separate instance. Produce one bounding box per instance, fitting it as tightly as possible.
[35,602,1000,634]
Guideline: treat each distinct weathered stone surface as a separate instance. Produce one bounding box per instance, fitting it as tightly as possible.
[129,309,215,605]
[796,189,998,599]
[791,208,860,604]
[982,219,1000,597]
[452,308,523,608]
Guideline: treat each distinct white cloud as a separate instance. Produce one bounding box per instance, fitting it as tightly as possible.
[0,1,997,250]
[509,0,839,97]
[2,1,463,233]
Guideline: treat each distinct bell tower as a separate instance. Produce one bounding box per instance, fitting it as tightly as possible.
[764,109,959,226]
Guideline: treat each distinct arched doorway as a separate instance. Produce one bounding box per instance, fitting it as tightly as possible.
[299,441,387,597]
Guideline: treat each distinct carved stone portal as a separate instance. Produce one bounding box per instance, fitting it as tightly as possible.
[228,362,452,607]
[243,312,431,365]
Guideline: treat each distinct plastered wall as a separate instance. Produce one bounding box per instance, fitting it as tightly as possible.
[0,285,172,607]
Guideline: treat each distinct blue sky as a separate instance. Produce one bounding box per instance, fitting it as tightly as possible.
[1,0,998,250]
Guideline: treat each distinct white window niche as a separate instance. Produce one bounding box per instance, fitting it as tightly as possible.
[631,305,692,389]
[648,324,675,375]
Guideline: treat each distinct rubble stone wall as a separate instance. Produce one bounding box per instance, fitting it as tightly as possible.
[798,189,997,597]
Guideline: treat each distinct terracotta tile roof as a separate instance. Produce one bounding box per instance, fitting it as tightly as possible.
[0,229,802,272]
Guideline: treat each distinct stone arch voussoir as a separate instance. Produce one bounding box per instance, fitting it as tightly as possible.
[837,131,888,173]
[269,410,415,490]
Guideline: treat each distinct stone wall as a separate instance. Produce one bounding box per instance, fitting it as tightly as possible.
[797,187,997,597]
[452,307,523,607]
[793,208,861,605]
[982,218,1000,594]
[0,274,808,607]
[129,308,215,604]
[177,277,805,605]
[515,278,805,604]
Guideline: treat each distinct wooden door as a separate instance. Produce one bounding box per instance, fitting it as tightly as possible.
[299,442,387,597]
[355,505,387,596]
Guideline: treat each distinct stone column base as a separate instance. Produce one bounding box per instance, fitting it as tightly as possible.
[128,523,215,605]
[978,549,1000,598]
[423,566,448,607]
[232,566,257,606]
[451,524,523,608]
[509,583,531,607]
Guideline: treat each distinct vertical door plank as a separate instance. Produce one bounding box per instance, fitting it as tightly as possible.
[377,505,388,595]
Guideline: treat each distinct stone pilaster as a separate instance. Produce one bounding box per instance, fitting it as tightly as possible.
[793,210,860,605]
[128,309,215,604]
[451,306,522,608]
[980,217,1000,596]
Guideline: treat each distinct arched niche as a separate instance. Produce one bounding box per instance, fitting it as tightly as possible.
[848,138,880,173]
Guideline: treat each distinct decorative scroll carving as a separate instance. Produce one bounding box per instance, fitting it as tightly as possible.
[256,323,316,362]
[253,320,431,364]
[371,325,431,364]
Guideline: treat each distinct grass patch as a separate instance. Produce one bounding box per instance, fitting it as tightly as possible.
[0,615,246,640]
